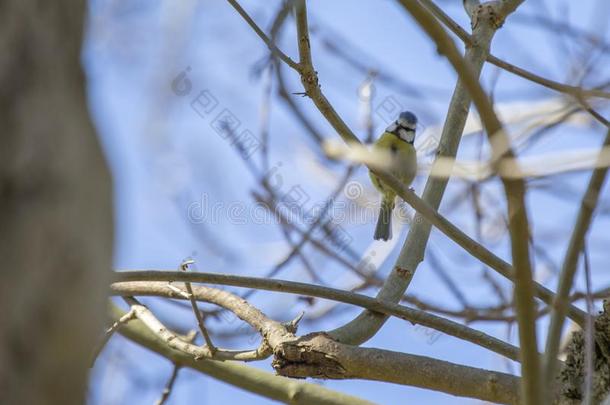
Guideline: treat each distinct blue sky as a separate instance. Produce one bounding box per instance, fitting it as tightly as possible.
[86,1,610,403]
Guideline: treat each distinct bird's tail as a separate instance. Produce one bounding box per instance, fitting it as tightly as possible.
[374,199,394,241]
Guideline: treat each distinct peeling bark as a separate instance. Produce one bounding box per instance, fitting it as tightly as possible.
[273,333,347,379]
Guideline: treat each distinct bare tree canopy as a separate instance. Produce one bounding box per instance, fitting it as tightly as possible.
[4,0,610,404]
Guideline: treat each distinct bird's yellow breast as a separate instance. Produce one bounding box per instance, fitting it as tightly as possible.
[369,132,417,198]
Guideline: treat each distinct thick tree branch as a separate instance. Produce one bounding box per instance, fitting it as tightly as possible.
[274,333,520,404]
[109,304,374,405]
[111,277,521,361]
[110,294,521,404]
[387,1,541,402]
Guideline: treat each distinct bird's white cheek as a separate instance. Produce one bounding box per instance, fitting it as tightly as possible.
[398,129,415,143]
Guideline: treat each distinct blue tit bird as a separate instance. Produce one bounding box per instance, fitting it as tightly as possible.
[369,111,418,241]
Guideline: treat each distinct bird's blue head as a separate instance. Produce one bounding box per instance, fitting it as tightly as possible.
[385,111,418,143]
[397,111,417,130]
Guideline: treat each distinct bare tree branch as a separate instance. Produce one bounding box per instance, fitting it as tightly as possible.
[225,0,300,71]
[111,288,522,403]
[155,364,181,405]
[111,276,521,361]
[419,0,610,99]
[109,304,375,405]
[91,308,137,366]
[274,333,520,404]
[178,259,217,353]
[543,128,610,398]
[123,295,273,362]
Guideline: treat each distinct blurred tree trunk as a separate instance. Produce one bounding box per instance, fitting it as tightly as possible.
[0,1,113,404]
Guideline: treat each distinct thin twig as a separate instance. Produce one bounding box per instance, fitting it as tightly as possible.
[90,308,137,366]
[226,0,300,71]
[180,259,217,354]
[155,364,181,405]
[154,330,198,405]
[275,61,325,145]
[292,0,361,146]
[125,296,211,359]
[252,190,377,282]
[123,296,271,362]
[417,0,610,100]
